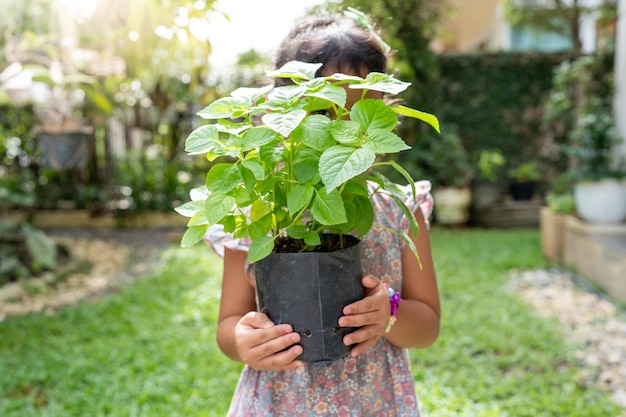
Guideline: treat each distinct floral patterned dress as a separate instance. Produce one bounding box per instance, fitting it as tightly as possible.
[206,181,434,417]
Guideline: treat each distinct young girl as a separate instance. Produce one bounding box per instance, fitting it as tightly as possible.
[206,10,440,417]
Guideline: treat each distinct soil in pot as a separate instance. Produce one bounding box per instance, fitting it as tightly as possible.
[254,234,364,366]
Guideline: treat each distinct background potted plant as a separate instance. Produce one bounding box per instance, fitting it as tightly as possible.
[402,124,473,225]
[31,58,112,170]
[543,54,626,224]
[471,149,505,209]
[175,61,439,365]
[507,160,541,201]
[568,107,626,224]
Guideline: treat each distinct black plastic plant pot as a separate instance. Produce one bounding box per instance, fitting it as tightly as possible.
[254,237,364,367]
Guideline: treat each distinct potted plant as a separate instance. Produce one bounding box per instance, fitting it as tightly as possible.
[31,58,112,170]
[471,149,505,208]
[175,61,439,364]
[402,124,473,225]
[507,160,541,201]
[544,54,626,224]
[569,109,626,224]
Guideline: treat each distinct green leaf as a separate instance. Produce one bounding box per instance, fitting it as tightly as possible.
[350,72,411,95]
[364,129,410,154]
[351,99,397,132]
[266,61,322,81]
[387,193,420,242]
[187,211,208,227]
[248,215,272,239]
[287,184,314,215]
[206,163,243,194]
[262,109,307,138]
[329,120,362,145]
[292,115,334,151]
[304,231,321,247]
[311,188,347,225]
[352,195,375,236]
[242,127,279,151]
[185,125,226,156]
[205,194,235,224]
[286,225,308,239]
[392,105,441,133]
[174,200,205,217]
[231,84,273,101]
[397,228,421,267]
[304,83,347,108]
[250,200,272,222]
[242,160,265,180]
[181,225,208,248]
[197,96,249,119]
[248,236,277,263]
[293,148,322,183]
[319,146,376,192]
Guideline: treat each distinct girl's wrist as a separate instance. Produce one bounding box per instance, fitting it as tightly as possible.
[382,283,401,332]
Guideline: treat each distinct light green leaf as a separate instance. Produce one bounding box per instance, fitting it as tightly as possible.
[184,125,225,156]
[181,225,208,248]
[319,146,376,192]
[304,83,347,108]
[286,225,308,239]
[174,200,205,217]
[262,109,307,138]
[205,194,235,224]
[292,115,334,151]
[242,127,279,151]
[391,105,440,133]
[197,96,249,119]
[311,188,347,225]
[206,163,243,194]
[304,231,321,247]
[329,120,362,145]
[351,99,397,132]
[363,129,410,154]
[266,61,322,81]
[231,84,273,101]
[187,211,208,227]
[287,184,314,215]
[250,200,272,222]
[248,215,272,239]
[242,160,265,180]
[350,72,411,95]
[248,236,277,264]
[387,193,420,242]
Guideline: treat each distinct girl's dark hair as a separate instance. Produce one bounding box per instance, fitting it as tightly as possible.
[273,12,388,86]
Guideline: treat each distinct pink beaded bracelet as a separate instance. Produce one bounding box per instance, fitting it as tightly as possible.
[383,283,402,333]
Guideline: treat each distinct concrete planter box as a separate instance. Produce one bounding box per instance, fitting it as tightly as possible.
[563,215,626,304]
[540,206,566,263]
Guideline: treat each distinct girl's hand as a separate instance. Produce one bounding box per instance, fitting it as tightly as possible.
[339,274,390,357]
[234,311,305,371]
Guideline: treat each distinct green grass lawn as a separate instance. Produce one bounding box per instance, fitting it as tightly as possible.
[0,228,622,416]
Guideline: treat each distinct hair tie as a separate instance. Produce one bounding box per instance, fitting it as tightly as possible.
[343,7,391,54]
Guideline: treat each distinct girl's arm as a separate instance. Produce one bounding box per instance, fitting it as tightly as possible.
[339,208,440,355]
[216,248,304,370]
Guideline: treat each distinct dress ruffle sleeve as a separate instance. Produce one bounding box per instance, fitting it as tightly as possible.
[204,225,251,257]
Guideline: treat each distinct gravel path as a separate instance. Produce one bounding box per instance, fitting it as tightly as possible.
[509,268,626,410]
[0,228,181,320]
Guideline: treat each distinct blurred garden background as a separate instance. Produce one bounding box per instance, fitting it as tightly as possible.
[1,0,626,416]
